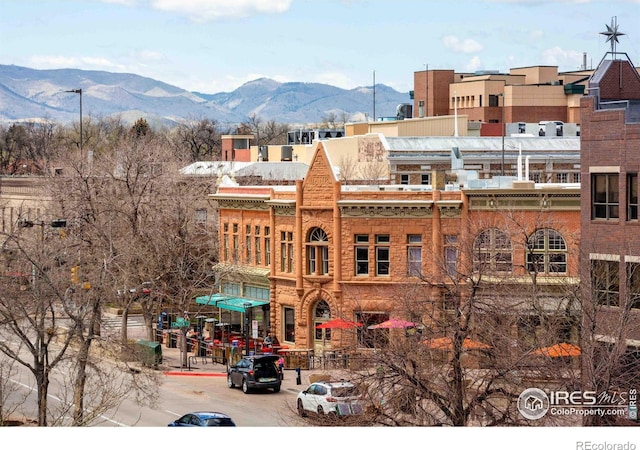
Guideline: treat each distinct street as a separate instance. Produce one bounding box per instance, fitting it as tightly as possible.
[1,317,311,427]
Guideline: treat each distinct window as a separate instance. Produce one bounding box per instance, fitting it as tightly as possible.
[400,174,409,185]
[407,235,422,276]
[283,307,295,343]
[280,231,294,273]
[627,262,640,309]
[628,173,638,221]
[573,172,581,184]
[592,259,619,307]
[223,224,229,261]
[222,283,241,296]
[307,227,329,275]
[265,227,271,265]
[473,228,512,272]
[526,229,567,274]
[244,285,269,301]
[556,173,568,183]
[355,235,369,276]
[232,224,239,262]
[531,172,541,183]
[444,235,458,276]
[421,173,431,185]
[592,173,619,219]
[255,236,261,265]
[375,235,390,276]
[245,225,251,264]
[288,232,294,272]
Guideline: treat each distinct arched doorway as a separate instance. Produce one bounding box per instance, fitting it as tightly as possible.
[313,300,331,354]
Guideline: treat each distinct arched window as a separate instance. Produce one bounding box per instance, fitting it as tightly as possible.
[307,227,329,275]
[526,228,567,274]
[473,228,513,272]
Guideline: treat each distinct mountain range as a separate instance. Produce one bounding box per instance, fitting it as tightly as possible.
[0,64,410,127]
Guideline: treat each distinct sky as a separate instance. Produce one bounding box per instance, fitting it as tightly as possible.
[2,0,640,94]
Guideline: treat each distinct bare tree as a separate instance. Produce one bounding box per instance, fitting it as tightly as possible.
[171,117,222,162]
[240,114,290,146]
[0,223,80,426]
[303,209,583,427]
[580,254,640,426]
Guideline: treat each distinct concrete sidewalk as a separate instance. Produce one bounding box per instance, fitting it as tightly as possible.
[157,344,342,389]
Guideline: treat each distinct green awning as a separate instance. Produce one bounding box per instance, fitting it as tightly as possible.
[195,293,269,312]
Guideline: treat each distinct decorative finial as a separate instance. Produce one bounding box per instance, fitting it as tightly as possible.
[600,16,625,53]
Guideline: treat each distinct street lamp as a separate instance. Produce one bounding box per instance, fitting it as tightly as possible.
[498,93,505,176]
[243,302,252,356]
[64,89,82,156]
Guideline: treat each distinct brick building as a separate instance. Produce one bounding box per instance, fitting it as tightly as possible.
[210,142,581,355]
[580,48,640,349]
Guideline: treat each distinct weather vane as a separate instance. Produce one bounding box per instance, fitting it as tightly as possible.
[600,16,625,53]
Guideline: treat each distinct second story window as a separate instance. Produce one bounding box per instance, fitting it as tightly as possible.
[375,235,390,276]
[592,259,619,308]
[444,235,458,276]
[265,226,271,265]
[526,228,567,274]
[245,225,251,264]
[628,173,638,221]
[307,228,329,275]
[473,228,513,273]
[407,235,422,277]
[592,173,619,220]
[354,234,369,276]
[280,231,294,273]
[232,223,239,262]
[223,223,229,261]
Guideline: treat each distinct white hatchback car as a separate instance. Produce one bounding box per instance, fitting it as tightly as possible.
[296,380,364,417]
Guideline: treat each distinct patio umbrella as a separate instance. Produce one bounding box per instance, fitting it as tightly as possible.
[532,342,581,357]
[368,318,416,329]
[424,336,492,350]
[315,318,363,329]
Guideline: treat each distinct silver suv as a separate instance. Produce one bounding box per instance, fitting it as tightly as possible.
[296,379,364,416]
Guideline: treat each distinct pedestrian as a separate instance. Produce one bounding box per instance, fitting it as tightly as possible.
[278,356,285,380]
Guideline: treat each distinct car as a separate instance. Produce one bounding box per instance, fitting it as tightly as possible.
[168,411,236,427]
[227,354,282,394]
[296,379,364,417]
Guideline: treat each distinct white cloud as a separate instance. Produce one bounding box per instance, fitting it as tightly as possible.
[29,55,128,72]
[148,0,293,22]
[540,46,585,69]
[442,35,484,54]
[131,50,166,62]
[465,56,483,72]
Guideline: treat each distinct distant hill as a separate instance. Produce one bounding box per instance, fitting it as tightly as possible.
[0,65,410,127]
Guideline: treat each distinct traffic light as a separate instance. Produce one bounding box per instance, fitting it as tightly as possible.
[71,265,79,284]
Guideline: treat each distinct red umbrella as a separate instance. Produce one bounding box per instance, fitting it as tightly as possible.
[424,337,492,350]
[368,318,416,329]
[315,318,362,329]
[532,342,581,357]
